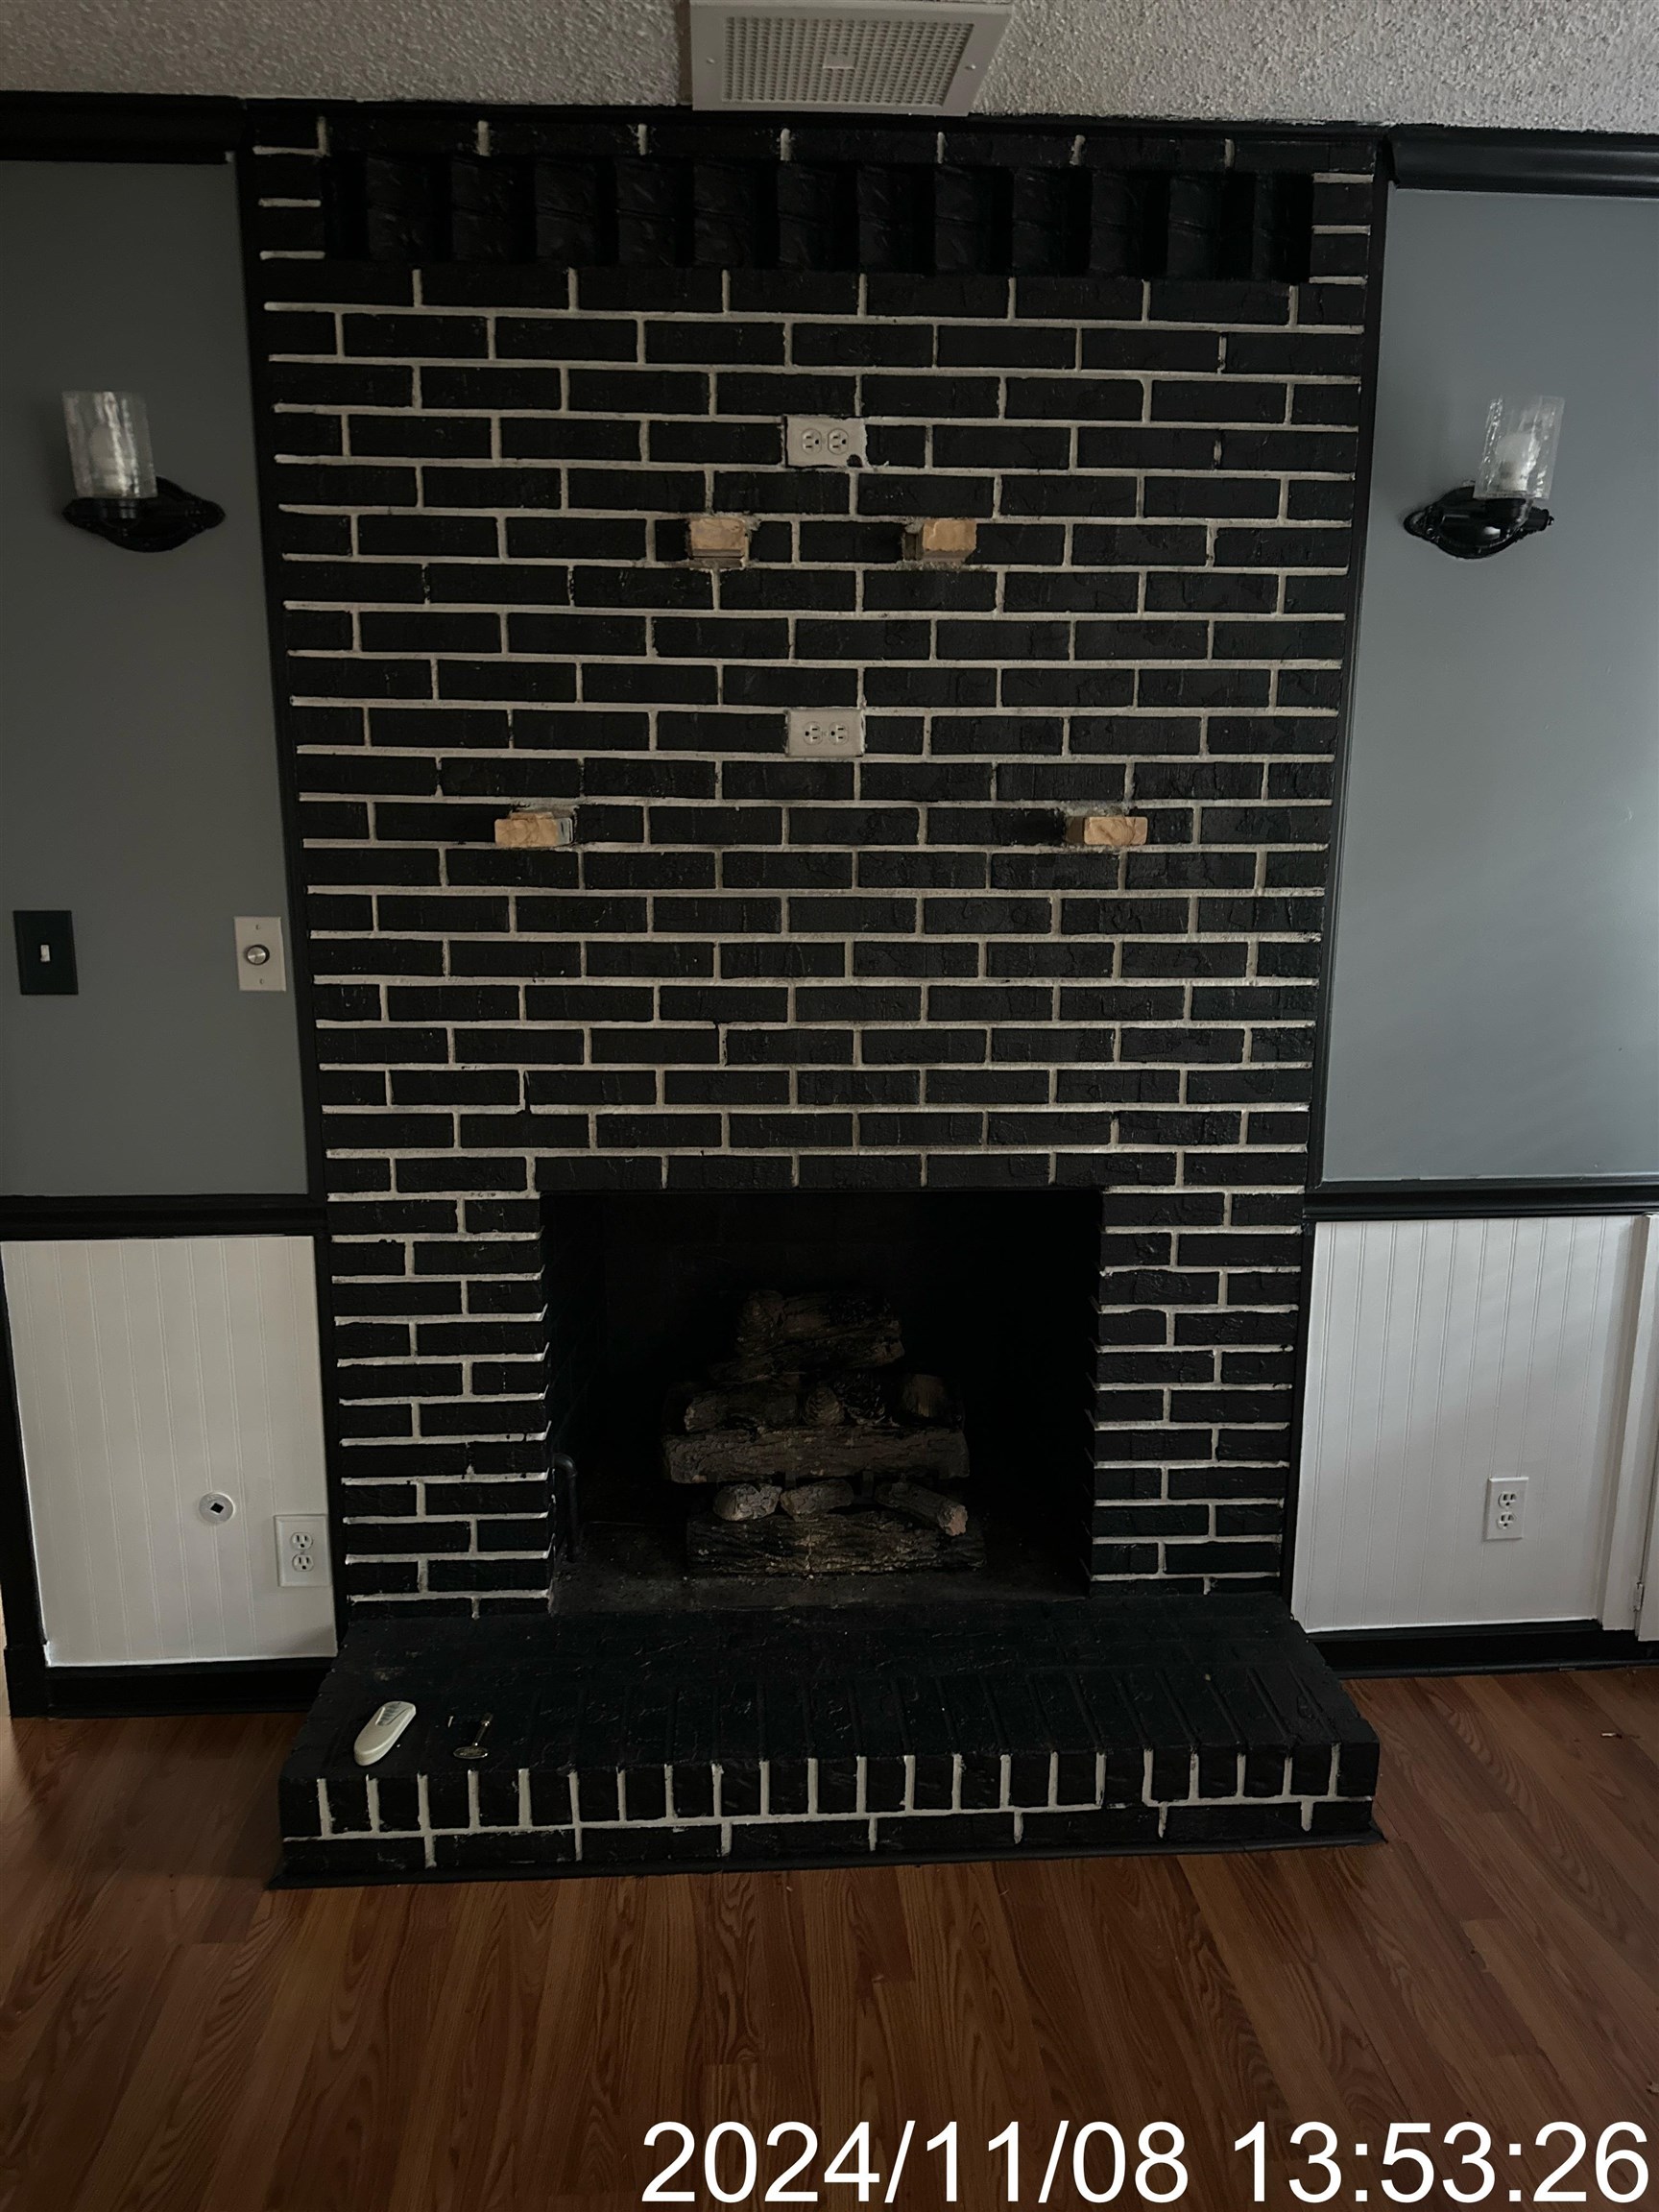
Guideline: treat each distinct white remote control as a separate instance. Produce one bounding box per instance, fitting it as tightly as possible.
[353,1698,417,1767]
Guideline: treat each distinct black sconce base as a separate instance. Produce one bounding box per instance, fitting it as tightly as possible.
[62,477,225,553]
[1404,485,1552,560]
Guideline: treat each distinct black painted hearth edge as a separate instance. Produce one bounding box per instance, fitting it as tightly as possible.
[278,1594,1380,1880]
[273,1823,1382,1888]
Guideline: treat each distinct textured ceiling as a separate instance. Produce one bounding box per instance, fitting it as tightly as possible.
[3,0,1659,132]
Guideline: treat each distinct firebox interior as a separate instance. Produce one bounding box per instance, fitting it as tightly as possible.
[543,1188,1101,1608]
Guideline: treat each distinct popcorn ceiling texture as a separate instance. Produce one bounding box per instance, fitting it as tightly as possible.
[6,0,1659,130]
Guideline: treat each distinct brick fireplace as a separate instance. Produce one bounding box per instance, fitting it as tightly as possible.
[252,104,1383,1874]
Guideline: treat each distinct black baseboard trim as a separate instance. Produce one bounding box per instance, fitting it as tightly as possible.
[1316,1620,1659,1678]
[7,1652,330,1719]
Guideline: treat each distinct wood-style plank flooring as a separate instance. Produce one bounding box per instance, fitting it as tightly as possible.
[0,1670,1656,2210]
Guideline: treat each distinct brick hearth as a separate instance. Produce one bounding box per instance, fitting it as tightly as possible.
[278,1593,1380,1881]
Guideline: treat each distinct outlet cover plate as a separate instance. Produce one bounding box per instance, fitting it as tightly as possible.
[787,709,865,757]
[276,1513,331,1588]
[785,417,867,468]
[1483,1475,1528,1541]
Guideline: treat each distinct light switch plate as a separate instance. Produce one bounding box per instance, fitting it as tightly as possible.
[235,915,287,993]
[12,909,77,996]
[785,417,867,468]
[787,709,865,757]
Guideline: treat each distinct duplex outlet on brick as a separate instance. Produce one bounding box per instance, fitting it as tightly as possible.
[251,108,1378,1621]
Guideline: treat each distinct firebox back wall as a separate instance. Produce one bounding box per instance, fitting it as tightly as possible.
[246,109,1380,1615]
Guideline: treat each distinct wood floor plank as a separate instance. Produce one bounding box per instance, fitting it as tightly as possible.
[874,1862,1055,2208]
[1377,1676,1659,2020]
[796,1863,920,2157]
[1181,1845,1417,2136]
[194,1888,372,2212]
[1041,1856,1289,2206]
[1583,1664,1659,1760]
[381,1880,558,2212]
[104,1896,301,2212]
[0,1666,1654,2212]
[1425,1675,1659,1979]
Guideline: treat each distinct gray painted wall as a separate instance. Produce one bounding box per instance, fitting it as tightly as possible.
[0,161,308,1196]
[1321,189,1659,1184]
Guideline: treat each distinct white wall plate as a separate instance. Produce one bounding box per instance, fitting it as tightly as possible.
[234,914,288,993]
[785,416,867,467]
[786,709,865,757]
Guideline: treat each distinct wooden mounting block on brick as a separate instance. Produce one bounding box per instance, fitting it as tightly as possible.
[1065,813,1149,848]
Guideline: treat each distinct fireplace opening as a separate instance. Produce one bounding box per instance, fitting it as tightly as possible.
[543,1188,1101,1610]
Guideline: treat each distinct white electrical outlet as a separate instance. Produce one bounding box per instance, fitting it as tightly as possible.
[786,709,865,758]
[235,915,288,993]
[785,416,867,468]
[276,1514,331,1588]
[1483,1476,1528,1541]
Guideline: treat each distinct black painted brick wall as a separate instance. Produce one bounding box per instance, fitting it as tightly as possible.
[246,108,1380,1617]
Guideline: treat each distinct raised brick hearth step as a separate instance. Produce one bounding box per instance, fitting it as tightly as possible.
[277,1592,1379,1881]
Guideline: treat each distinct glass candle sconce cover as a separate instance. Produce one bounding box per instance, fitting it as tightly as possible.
[60,391,224,552]
[62,391,157,502]
[1473,394,1564,507]
[1404,392,1564,559]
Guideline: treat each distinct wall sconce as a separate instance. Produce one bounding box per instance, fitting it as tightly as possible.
[60,391,225,553]
[1404,394,1563,560]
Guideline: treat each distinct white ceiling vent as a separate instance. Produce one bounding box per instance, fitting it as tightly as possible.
[688,0,1011,114]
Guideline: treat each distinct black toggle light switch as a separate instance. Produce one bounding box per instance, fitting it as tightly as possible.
[13,911,78,996]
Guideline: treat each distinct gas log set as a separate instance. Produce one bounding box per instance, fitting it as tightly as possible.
[661,1292,982,1576]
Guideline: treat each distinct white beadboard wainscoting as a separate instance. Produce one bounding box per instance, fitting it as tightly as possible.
[2,1237,336,1666]
[1294,1214,1659,1636]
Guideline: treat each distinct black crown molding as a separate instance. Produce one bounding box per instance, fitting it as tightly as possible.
[1389,125,1659,197]
[265,108,1361,279]
[0,90,243,162]
[10,94,1659,207]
